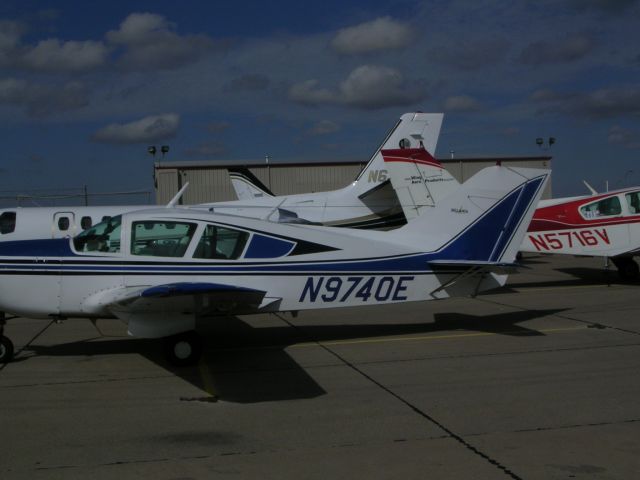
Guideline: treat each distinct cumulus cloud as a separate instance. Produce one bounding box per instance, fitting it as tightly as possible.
[442,95,483,112]
[290,80,335,105]
[91,113,180,144]
[290,65,426,110]
[331,17,414,55]
[520,33,596,65]
[0,20,24,55]
[0,78,89,117]
[429,37,510,70]
[608,125,640,148]
[0,20,27,69]
[224,73,270,92]
[533,85,640,118]
[21,39,109,72]
[107,12,216,70]
[308,120,340,135]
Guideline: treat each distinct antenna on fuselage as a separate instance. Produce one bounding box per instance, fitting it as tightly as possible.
[583,180,597,196]
[167,182,189,208]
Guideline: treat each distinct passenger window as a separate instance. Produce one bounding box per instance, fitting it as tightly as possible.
[580,196,621,219]
[58,216,70,231]
[131,221,197,257]
[0,211,16,234]
[73,215,122,253]
[193,225,249,260]
[81,216,92,230]
[625,191,640,214]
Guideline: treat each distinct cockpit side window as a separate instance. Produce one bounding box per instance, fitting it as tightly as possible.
[193,224,249,260]
[625,191,640,215]
[580,196,622,219]
[0,211,16,234]
[131,221,197,257]
[73,215,122,253]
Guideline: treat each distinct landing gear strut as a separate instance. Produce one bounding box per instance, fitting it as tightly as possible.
[0,312,14,364]
[163,331,202,367]
[612,257,640,282]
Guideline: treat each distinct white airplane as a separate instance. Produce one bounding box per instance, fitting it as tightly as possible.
[0,150,549,365]
[521,186,640,280]
[0,113,444,244]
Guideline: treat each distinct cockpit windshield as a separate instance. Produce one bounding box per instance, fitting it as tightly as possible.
[73,215,122,253]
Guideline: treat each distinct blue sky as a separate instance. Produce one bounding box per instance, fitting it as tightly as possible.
[0,0,639,201]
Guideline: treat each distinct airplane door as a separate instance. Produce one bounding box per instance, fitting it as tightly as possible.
[53,212,76,238]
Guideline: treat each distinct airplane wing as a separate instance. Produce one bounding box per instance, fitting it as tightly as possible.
[428,260,521,275]
[83,282,278,337]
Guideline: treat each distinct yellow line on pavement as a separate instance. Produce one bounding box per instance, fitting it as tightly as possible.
[509,283,628,294]
[289,326,587,349]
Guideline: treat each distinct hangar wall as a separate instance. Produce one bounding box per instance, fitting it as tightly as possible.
[154,156,552,205]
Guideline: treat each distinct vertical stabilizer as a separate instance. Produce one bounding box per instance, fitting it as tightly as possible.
[382,147,459,220]
[228,167,275,200]
[395,166,550,265]
[352,113,444,197]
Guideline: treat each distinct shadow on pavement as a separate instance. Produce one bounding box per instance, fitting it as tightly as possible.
[21,308,565,403]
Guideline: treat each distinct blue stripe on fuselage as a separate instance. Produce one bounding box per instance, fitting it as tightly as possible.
[0,238,76,257]
[0,177,543,274]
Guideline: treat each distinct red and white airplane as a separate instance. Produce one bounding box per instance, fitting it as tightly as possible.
[521,187,640,280]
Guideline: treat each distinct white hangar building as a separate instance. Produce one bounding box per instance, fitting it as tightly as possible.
[154,155,552,205]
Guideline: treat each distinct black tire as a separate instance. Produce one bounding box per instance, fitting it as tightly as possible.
[163,331,202,367]
[0,336,14,364]
[614,258,640,282]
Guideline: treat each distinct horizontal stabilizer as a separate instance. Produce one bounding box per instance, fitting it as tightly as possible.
[428,260,521,275]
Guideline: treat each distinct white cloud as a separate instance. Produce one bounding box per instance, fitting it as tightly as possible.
[331,17,414,55]
[289,80,336,106]
[107,12,215,70]
[106,12,168,45]
[21,39,109,72]
[91,113,180,144]
[289,65,426,110]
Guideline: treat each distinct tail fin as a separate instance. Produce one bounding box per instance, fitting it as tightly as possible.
[228,166,274,200]
[395,165,549,265]
[381,147,460,220]
[353,113,444,198]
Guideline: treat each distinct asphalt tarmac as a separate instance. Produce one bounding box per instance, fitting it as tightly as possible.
[1,254,639,479]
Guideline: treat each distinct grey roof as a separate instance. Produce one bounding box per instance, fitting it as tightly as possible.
[155,155,552,169]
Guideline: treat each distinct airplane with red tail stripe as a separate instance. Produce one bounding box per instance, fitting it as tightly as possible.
[521,188,640,280]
